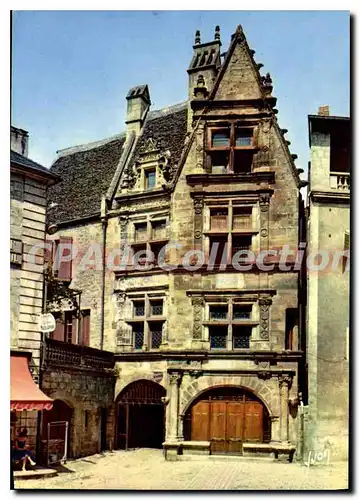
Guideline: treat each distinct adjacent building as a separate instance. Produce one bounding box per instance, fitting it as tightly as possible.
[306,107,350,460]
[10,126,59,450]
[46,25,307,460]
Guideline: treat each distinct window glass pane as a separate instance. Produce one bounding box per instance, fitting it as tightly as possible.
[210,208,228,230]
[134,326,144,350]
[134,222,147,242]
[209,236,228,266]
[232,207,252,230]
[212,130,230,148]
[235,128,253,147]
[152,220,167,240]
[209,305,228,320]
[232,235,252,258]
[151,300,163,316]
[209,326,228,349]
[210,151,230,174]
[145,170,156,189]
[134,300,145,317]
[233,305,252,320]
[150,322,163,349]
[233,151,253,173]
[233,326,252,348]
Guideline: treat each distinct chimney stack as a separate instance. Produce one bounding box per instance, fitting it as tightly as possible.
[318,105,330,116]
[11,126,29,157]
[125,85,151,138]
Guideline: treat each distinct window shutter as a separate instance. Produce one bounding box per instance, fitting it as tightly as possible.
[44,240,54,265]
[52,317,65,342]
[57,236,73,281]
[81,311,90,346]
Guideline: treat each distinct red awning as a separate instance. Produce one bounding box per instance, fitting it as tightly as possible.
[10,354,53,411]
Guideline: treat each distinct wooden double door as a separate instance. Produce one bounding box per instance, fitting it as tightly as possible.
[190,393,264,454]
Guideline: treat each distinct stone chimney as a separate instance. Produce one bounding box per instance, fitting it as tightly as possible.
[318,105,330,116]
[125,85,151,138]
[187,26,222,130]
[11,126,29,157]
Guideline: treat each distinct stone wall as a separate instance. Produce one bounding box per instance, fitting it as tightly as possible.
[42,368,116,458]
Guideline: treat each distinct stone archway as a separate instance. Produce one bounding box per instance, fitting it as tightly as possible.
[115,379,166,450]
[180,375,279,418]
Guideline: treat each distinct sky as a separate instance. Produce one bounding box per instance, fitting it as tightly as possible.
[11,10,350,178]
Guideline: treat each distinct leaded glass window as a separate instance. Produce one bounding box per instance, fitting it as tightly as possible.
[209,326,228,349]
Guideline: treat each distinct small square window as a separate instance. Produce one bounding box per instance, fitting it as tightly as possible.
[235,128,253,147]
[134,300,145,317]
[209,305,228,320]
[233,326,252,349]
[145,169,156,189]
[210,208,228,231]
[212,130,230,148]
[232,235,252,259]
[233,305,252,320]
[209,326,228,349]
[151,220,167,240]
[134,222,147,242]
[150,300,163,316]
[232,207,252,230]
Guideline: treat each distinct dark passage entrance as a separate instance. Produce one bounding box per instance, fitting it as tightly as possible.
[116,380,166,450]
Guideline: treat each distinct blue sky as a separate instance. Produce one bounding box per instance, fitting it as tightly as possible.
[11,10,350,177]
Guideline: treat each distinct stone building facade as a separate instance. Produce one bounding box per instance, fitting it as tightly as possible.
[47,25,307,460]
[10,126,59,450]
[306,108,350,460]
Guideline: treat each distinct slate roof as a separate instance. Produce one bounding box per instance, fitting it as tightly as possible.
[11,150,60,184]
[48,136,126,225]
[48,102,188,226]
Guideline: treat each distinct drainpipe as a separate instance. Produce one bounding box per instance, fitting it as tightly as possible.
[100,196,108,351]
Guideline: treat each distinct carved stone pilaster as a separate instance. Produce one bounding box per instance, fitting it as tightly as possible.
[259,296,272,340]
[193,198,204,215]
[192,296,204,340]
[193,198,204,249]
[169,372,183,385]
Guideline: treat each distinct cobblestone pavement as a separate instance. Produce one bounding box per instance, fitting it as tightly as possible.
[14,449,349,491]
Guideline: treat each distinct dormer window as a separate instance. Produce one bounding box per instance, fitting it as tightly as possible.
[145,169,156,190]
[207,124,255,174]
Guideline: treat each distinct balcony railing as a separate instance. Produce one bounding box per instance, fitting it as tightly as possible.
[330,172,350,191]
[44,338,115,373]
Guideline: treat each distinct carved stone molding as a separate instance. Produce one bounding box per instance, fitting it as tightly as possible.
[194,230,202,239]
[278,374,293,389]
[260,228,268,238]
[192,296,204,340]
[258,371,272,380]
[193,198,204,215]
[169,372,183,385]
[259,193,271,212]
[259,296,272,340]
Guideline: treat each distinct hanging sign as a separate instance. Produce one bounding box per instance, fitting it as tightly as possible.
[39,313,56,333]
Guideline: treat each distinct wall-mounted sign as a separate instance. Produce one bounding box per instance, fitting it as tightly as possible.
[39,313,56,333]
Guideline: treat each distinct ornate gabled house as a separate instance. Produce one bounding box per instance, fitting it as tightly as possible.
[46,24,306,461]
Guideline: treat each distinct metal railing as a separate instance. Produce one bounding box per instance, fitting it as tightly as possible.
[44,338,114,372]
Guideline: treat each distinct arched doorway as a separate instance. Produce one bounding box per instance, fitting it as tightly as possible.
[116,380,166,450]
[41,399,73,463]
[183,386,271,455]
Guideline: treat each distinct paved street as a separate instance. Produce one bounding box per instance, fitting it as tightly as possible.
[14,449,348,491]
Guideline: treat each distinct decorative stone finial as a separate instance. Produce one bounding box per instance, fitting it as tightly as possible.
[195,30,201,45]
[214,25,220,41]
[236,24,244,35]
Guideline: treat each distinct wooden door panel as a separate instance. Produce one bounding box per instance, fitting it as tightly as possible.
[227,402,244,454]
[244,402,263,442]
[210,401,227,453]
[191,401,209,441]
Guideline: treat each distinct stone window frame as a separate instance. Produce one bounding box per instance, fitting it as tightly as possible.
[202,199,260,265]
[205,122,257,174]
[124,290,168,351]
[203,297,259,351]
[127,211,170,266]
